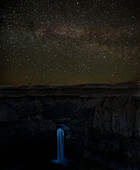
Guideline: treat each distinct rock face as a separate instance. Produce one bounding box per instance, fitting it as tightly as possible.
[0,82,140,169]
[93,96,140,137]
[0,103,17,122]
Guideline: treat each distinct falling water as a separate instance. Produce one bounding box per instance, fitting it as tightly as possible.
[51,127,69,166]
[57,128,64,162]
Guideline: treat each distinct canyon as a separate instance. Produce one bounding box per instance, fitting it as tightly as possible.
[0,82,140,169]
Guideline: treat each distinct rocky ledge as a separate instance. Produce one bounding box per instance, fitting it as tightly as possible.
[0,82,140,169]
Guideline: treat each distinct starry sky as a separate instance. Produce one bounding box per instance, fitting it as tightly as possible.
[0,0,140,86]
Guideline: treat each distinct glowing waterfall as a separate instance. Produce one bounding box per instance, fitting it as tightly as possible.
[57,128,64,162]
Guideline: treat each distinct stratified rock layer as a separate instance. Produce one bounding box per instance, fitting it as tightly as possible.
[0,82,140,169]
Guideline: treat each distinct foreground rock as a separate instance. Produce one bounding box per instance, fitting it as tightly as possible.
[0,82,140,169]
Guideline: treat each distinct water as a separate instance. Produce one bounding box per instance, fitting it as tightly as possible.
[51,128,68,166]
[57,128,64,162]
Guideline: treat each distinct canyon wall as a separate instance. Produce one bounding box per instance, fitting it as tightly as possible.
[0,83,140,169]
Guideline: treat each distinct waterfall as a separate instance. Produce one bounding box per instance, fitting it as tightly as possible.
[50,127,69,166]
[57,128,64,162]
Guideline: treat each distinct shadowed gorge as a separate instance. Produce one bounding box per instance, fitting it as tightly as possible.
[0,0,140,169]
[0,82,140,169]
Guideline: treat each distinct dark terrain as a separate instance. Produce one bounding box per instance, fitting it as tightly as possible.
[0,82,140,170]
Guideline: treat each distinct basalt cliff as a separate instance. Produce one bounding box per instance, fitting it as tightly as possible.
[0,82,140,169]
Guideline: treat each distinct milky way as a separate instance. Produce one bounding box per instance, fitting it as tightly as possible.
[0,0,139,85]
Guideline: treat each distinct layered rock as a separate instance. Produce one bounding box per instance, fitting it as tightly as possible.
[0,82,140,169]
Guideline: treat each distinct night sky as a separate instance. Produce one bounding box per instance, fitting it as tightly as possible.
[0,0,139,86]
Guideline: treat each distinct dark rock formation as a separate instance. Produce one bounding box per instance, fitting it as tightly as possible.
[0,82,140,169]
